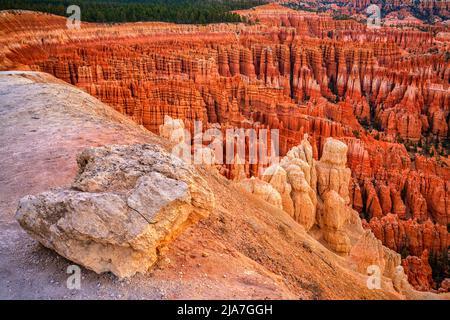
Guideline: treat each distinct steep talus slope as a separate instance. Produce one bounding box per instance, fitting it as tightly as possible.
[0,71,409,299]
[0,6,448,292]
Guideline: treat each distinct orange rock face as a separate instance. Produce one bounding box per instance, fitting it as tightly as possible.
[401,250,435,292]
[366,214,448,257]
[0,6,448,288]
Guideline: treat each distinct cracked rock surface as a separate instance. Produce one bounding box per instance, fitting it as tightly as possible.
[16,144,215,278]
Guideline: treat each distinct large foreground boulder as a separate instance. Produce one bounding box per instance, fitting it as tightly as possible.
[16,144,215,278]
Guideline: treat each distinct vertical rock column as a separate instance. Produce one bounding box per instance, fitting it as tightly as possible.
[315,138,353,254]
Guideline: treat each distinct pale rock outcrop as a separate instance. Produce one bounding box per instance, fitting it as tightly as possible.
[314,138,354,254]
[313,139,429,296]
[159,115,186,144]
[285,164,317,231]
[282,134,317,191]
[315,138,351,204]
[282,158,313,189]
[16,144,215,278]
[262,165,294,216]
[262,135,319,230]
[160,116,218,170]
[238,177,283,210]
[349,230,402,278]
[320,190,352,254]
[284,135,314,165]
[275,137,354,247]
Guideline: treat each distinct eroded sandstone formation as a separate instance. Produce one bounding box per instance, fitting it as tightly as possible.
[239,136,435,295]
[249,137,361,255]
[16,144,215,278]
[238,177,283,209]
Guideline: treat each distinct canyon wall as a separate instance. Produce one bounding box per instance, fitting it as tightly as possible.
[0,5,448,291]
